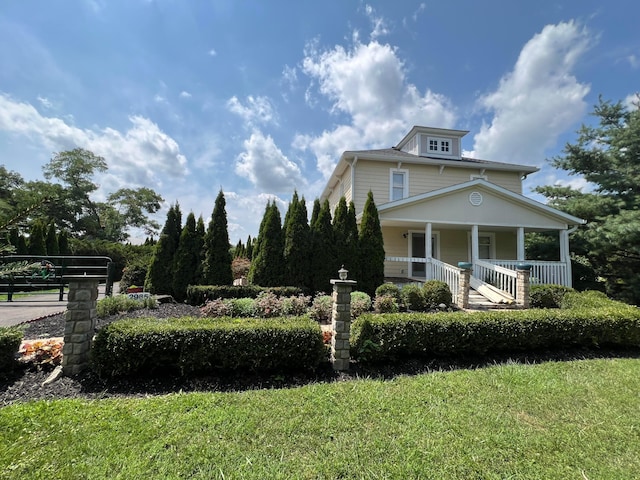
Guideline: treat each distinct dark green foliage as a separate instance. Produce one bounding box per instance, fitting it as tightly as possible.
[45,222,59,255]
[91,316,326,377]
[374,295,399,313]
[533,97,640,302]
[283,192,311,289]
[172,212,200,301]
[245,234,254,260]
[350,291,372,318]
[249,201,284,287]
[351,307,640,363]
[401,284,426,311]
[57,230,69,255]
[333,198,359,279]
[310,199,336,293]
[194,215,206,284]
[310,198,321,228]
[530,284,576,309]
[375,283,402,303]
[422,280,452,308]
[97,294,157,317]
[16,234,27,255]
[28,221,46,255]
[358,191,385,296]
[186,285,302,305]
[68,238,128,281]
[202,191,233,286]
[560,290,625,310]
[145,203,182,294]
[0,327,23,377]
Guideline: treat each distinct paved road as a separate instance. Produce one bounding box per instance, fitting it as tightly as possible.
[0,284,116,327]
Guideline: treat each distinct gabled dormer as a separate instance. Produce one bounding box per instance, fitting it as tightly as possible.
[396,126,469,160]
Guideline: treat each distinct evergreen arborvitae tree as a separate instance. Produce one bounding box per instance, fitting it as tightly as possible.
[45,222,59,255]
[310,198,321,228]
[234,239,245,258]
[145,202,182,294]
[194,215,206,284]
[202,190,233,285]
[172,212,200,301]
[28,221,46,256]
[58,230,70,255]
[358,191,385,296]
[310,199,336,293]
[9,229,19,251]
[245,235,253,260]
[333,197,359,279]
[249,201,284,286]
[17,234,28,255]
[283,191,311,289]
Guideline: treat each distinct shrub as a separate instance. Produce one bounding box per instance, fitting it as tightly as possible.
[350,291,372,319]
[200,298,232,318]
[91,316,326,377]
[119,257,151,293]
[186,285,302,305]
[560,290,624,310]
[351,306,640,364]
[97,294,157,318]
[229,297,256,317]
[401,284,425,311]
[282,294,312,317]
[309,294,333,322]
[374,294,399,313]
[530,284,575,308]
[231,257,251,280]
[375,283,402,304]
[254,291,284,318]
[0,327,23,376]
[422,280,452,308]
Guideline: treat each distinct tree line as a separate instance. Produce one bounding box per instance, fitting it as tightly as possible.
[145,189,385,299]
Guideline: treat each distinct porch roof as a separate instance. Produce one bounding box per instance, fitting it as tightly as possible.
[376,179,586,232]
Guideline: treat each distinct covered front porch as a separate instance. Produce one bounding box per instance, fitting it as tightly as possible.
[376,179,586,304]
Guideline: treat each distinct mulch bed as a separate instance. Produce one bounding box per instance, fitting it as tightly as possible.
[3,304,640,406]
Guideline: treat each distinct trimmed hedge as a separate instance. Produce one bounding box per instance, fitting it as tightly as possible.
[92,316,325,377]
[186,285,303,305]
[351,306,640,363]
[0,327,23,375]
[560,290,624,310]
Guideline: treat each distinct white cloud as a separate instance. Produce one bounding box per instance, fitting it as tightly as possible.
[208,48,217,57]
[471,21,591,165]
[628,54,640,69]
[227,95,278,127]
[235,130,305,192]
[179,91,192,99]
[37,96,53,109]
[153,94,166,103]
[0,94,188,193]
[364,4,390,40]
[298,39,455,177]
[624,93,640,111]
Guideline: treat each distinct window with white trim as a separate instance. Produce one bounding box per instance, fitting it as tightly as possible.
[390,169,408,201]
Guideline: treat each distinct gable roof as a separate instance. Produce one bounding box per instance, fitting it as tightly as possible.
[376,179,586,229]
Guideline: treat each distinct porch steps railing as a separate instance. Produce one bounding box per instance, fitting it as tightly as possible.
[488,260,568,286]
[472,259,517,303]
[385,256,460,303]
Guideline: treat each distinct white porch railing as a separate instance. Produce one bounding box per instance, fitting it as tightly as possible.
[487,260,569,286]
[473,259,518,300]
[385,256,460,303]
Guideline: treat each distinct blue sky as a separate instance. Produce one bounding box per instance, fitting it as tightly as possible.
[1,0,638,243]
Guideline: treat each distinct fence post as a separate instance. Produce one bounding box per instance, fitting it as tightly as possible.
[516,263,532,308]
[457,262,472,309]
[62,277,99,376]
[330,267,357,371]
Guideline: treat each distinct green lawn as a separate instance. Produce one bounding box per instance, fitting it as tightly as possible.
[1,358,639,479]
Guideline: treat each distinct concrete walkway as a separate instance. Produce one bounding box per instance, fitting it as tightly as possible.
[0,284,116,327]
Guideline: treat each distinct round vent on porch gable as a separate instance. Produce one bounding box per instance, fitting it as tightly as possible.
[469,191,483,206]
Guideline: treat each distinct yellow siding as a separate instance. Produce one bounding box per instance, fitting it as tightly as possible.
[439,230,469,265]
[352,160,524,214]
[382,227,408,277]
[496,231,517,259]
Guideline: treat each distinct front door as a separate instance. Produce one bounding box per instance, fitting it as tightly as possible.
[409,232,438,278]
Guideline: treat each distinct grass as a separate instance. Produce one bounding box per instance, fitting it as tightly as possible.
[1,358,639,479]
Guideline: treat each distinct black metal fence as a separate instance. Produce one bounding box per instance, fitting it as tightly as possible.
[0,255,115,302]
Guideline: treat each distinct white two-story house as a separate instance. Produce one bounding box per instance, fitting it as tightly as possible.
[320,126,585,302]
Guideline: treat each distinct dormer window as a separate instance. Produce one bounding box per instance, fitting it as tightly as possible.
[426,136,453,156]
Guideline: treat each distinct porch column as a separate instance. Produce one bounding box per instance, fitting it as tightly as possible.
[517,227,525,261]
[471,224,479,264]
[425,222,433,280]
[560,229,572,287]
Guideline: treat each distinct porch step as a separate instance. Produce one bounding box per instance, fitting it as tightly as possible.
[467,290,518,311]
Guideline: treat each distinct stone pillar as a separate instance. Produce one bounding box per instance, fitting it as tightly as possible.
[62,277,99,376]
[516,263,532,309]
[330,277,357,371]
[457,262,472,309]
